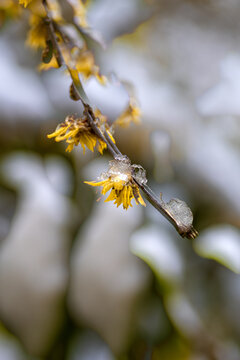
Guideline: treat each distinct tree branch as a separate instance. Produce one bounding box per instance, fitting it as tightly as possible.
[43,0,198,240]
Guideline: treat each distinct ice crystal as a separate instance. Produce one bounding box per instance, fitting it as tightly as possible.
[108,156,132,178]
[162,198,193,227]
[98,156,131,182]
[131,164,147,185]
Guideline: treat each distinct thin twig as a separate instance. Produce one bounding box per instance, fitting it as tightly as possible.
[43,0,89,106]
[43,0,198,239]
[42,0,63,67]
[84,105,119,158]
[104,130,122,156]
[100,124,198,238]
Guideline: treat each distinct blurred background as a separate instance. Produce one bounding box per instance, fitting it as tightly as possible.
[0,0,240,359]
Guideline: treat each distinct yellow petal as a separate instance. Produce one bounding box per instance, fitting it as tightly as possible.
[128,186,133,207]
[125,186,133,210]
[47,126,67,139]
[38,56,59,71]
[47,0,62,22]
[98,139,107,154]
[133,186,146,207]
[102,181,113,195]
[66,143,74,152]
[87,133,97,151]
[81,132,96,152]
[137,191,146,207]
[94,108,107,124]
[104,188,117,203]
[125,186,132,209]
[115,191,123,208]
[115,99,141,128]
[67,0,88,28]
[26,15,47,49]
[106,130,115,144]
[122,186,128,210]
[96,74,107,85]
[85,179,109,187]
[75,51,94,79]
[19,0,32,7]
[79,137,86,153]
[55,129,71,141]
[113,179,124,191]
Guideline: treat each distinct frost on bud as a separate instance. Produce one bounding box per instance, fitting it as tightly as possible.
[163,198,193,227]
[103,156,148,186]
[104,155,132,182]
[160,195,198,239]
[131,164,147,185]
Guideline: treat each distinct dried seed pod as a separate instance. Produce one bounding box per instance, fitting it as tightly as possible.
[42,40,53,64]
[69,82,80,101]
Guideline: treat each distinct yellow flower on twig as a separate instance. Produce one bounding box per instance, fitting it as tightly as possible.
[85,156,146,210]
[0,0,22,21]
[115,97,141,127]
[38,55,59,71]
[47,110,114,153]
[67,0,88,28]
[19,0,32,7]
[72,47,106,84]
[26,14,48,49]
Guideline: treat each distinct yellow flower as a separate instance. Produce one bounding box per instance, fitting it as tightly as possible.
[0,0,21,23]
[115,97,141,127]
[26,14,48,49]
[47,111,114,154]
[72,47,106,84]
[67,0,88,28]
[47,0,62,23]
[19,0,32,7]
[85,157,146,210]
[38,55,59,71]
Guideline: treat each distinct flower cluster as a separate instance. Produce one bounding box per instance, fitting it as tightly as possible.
[85,156,146,210]
[47,110,115,153]
[14,0,141,128]
[16,0,145,209]
[15,0,105,85]
[0,0,21,25]
[2,0,198,236]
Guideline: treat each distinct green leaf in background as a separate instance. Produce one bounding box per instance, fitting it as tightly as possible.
[130,225,184,286]
[194,225,240,273]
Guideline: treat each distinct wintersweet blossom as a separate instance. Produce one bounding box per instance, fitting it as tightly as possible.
[67,0,88,28]
[115,97,141,127]
[19,0,32,7]
[26,15,48,49]
[47,111,114,153]
[72,48,107,84]
[85,156,146,210]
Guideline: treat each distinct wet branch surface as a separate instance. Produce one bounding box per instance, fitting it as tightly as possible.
[43,0,198,239]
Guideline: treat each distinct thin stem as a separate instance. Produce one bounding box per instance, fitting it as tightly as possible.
[42,0,63,67]
[43,0,198,239]
[102,129,198,238]
[84,106,119,158]
[43,0,89,106]
[104,130,122,156]
[135,181,185,236]
[43,1,119,156]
